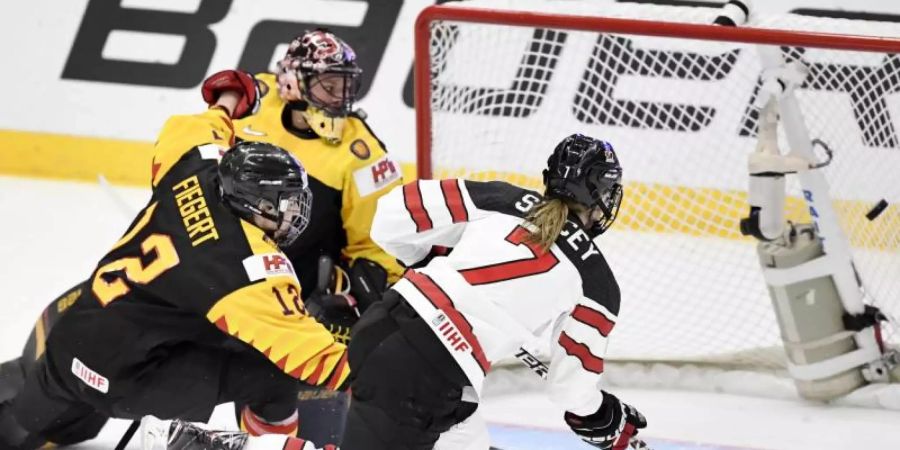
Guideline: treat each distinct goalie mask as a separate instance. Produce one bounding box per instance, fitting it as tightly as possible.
[276,29,362,144]
[219,141,313,247]
[543,134,624,235]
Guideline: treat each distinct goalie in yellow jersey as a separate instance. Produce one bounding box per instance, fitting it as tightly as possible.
[234,28,404,304]
[0,71,348,450]
[229,28,405,445]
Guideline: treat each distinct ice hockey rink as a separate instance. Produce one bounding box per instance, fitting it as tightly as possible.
[3,176,900,450]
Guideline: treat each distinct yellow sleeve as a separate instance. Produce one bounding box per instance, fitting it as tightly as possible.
[342,151,405,283]
[151,108,235,187]
[206,277,350,390]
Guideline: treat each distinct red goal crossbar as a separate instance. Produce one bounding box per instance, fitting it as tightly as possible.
[413,4,900,179]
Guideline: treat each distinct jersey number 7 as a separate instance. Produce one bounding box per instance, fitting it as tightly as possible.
[459,226,559,285]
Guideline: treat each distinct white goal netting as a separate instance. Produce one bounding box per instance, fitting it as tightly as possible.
[418,1,900,372]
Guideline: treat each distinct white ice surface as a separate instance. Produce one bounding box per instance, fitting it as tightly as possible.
[2,176,900,450]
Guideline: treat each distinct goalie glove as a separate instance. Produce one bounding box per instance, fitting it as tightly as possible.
[564,391,647,450]
[201,69,261,119]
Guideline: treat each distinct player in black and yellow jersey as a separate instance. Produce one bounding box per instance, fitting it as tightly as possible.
[238,28,404,307]
[228,28,405,445]
[1,29,395,447]
[0,71,349,449]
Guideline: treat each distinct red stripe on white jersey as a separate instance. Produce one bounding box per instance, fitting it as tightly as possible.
[571,305,615,337]
[283,438,304,450]
[558,331,604,374]
[404,270,491,373]
[440,179,468,223]
[403,182,433,232]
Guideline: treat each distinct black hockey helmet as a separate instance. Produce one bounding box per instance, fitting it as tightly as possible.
[543,134,623,235]
[219,141,312,247]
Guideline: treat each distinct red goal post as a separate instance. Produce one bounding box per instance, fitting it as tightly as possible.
[415,5,900,179]
[413,2,900,373]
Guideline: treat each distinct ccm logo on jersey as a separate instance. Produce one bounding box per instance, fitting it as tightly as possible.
[71,357,109,394]
[354,155,401,197]
[243,253,298,282]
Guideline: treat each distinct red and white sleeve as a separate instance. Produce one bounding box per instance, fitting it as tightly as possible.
[547,297,618,416]
[371,179,478,267]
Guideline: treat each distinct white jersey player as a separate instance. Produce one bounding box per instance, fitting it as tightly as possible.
[141,134,647,450]
[343,133,647,450]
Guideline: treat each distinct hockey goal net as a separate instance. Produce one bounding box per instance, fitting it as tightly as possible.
[415,1,900,373]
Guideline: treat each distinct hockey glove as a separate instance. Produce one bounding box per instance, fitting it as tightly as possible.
[201,70,261,119]
[305,292,359,345]
[348,258,389,314]
[564,391,647,450]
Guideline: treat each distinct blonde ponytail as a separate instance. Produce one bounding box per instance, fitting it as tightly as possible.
[524,198,571,252]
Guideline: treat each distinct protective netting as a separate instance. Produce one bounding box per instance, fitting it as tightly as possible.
[421,2,900,370]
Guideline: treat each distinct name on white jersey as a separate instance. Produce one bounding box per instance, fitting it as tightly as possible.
[242,253,299,282]
[560,222,601,261]
[515,193,541,214]
[354,155,401,197]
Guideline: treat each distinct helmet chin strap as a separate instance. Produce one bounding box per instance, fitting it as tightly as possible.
[287,99,345,144]
[287,100,309,112]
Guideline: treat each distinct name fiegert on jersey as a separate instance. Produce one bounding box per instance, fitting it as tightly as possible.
[371,179,621,416]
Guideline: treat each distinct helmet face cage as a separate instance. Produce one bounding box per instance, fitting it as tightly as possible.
[544,134,624,235]
[278,29,362,117]
[303,71,362,117]
[590,179,623,235]
[225,182,312,247]
[274,186,313,247]
[219,142,313,247]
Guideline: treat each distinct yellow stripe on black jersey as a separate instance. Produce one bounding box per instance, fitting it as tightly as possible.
[82,110,348,389]
[206,221,349,388]
[151,108,234,188]
[235,74,404,295]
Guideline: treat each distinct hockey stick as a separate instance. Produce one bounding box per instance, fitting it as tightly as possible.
[512,348,652,450]
[114,420,140,450]
[97,174,138,219]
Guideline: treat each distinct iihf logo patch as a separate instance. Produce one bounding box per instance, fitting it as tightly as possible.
[71,358,109,394]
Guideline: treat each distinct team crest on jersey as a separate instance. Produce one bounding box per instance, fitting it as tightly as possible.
[350,139,371,160]
[353,155,401,197]
[242,253,298,282]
